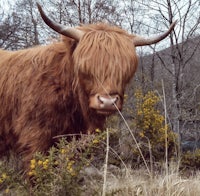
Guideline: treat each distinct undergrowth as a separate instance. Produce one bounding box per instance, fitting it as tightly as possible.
[0,90,199,195]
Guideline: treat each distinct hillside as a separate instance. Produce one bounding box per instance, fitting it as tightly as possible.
[130,35,200,148]
[138,36,200,89]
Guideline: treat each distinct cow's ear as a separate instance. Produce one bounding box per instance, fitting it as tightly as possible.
[37,3,84,41]
[70,40,78,52]
[60,36,78,54]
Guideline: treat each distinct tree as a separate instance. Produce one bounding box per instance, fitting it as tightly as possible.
[14,0,40,47]
[0,12,22,49]
[46,0,122,26]
[0,0,50,49]
[135,0,200,147]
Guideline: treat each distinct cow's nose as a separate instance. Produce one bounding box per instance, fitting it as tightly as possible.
[97,94,120,109]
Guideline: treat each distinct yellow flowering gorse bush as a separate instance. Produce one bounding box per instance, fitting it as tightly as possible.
[0,130,109,195]
[23,131,108,194]
[133,90,177,160]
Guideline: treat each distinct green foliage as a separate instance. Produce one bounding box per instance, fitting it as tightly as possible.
[181,149,200,169]
[0,159,28,195]
[0,131,108,195]
[28,133,107,195]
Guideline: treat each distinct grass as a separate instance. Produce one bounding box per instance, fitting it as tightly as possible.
[100,167,200,196]
[0,132,199,196]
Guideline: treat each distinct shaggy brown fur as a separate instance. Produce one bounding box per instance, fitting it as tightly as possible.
[0,23,138,170]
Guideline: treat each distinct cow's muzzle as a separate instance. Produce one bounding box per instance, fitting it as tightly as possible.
[89,94,122,115]
[98,95,119,109]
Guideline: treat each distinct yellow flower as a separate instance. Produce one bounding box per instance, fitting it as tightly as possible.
[44,159,49,163]
[28,170,36,176]
[5,188,9,194]
[61,149,66,154]
[43,165,48,170]
[139,131,145,138]
[69,160,75,166]
[38,160,43,166]
[30,164,35,169]
[124,94,128,99]
[70,171,76,176]
[30,159,36,169]
[30,159,36,165]
[67,162,76,176]
[92,139,99,144]
[67,166,73,172]
[95,128,101,133]
[42,159,49,169]
[2,173,8,179]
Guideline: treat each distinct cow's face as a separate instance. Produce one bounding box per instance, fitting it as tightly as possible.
[73,24,138,115]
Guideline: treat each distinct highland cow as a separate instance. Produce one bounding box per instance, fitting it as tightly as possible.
[0,3,176,169]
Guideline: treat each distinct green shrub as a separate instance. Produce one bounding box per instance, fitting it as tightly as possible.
[181,149,200,169]
[0,131,108,195]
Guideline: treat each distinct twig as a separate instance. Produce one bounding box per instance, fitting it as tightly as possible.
[162,79,169,194]
[102,128,109,196]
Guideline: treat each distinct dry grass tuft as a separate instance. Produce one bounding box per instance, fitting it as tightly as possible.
[89,167,200,196]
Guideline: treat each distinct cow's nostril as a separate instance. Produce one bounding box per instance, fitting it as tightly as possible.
[111,97,117,105]
[113,94,120,104]
[115,95,119,102]
[97,95,104,104]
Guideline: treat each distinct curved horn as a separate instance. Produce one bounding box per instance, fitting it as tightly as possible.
[36,3,84,41]
[133,21,177,47]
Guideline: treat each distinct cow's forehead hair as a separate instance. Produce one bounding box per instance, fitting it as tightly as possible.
[73,23,138,84]
[77,23,132,36]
